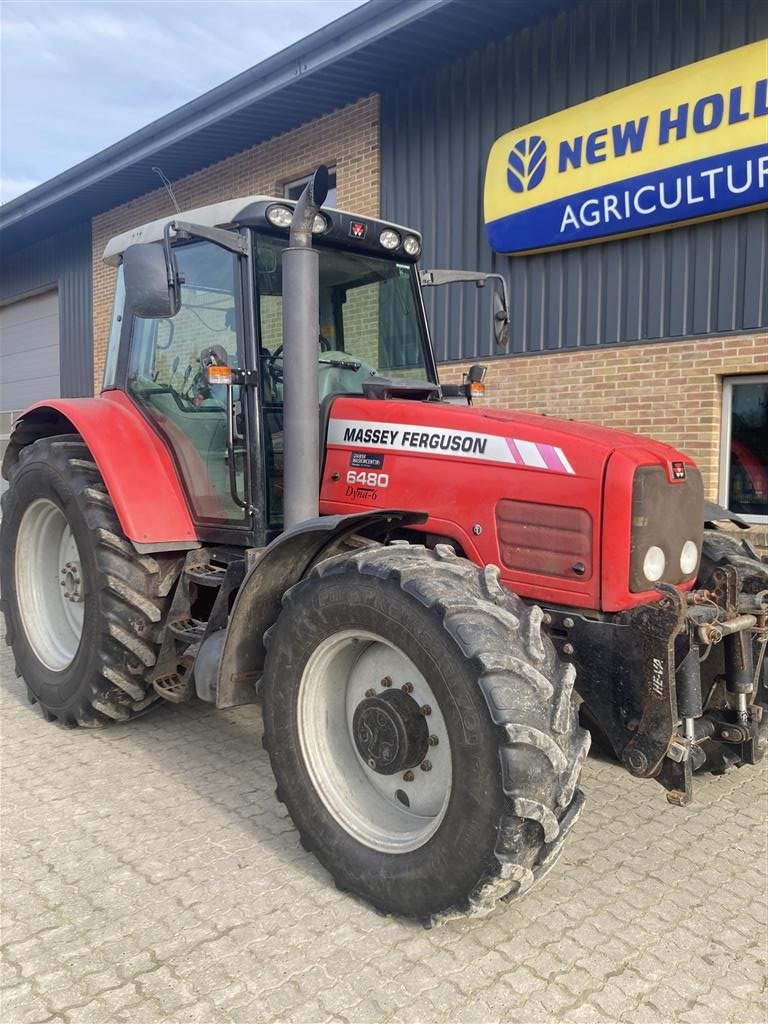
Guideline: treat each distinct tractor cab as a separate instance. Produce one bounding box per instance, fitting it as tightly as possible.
[101,195,438,545]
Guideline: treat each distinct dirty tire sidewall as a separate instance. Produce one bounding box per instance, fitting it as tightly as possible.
[3,449,102,710]
[1,435,183,726]
[264,569,506,919]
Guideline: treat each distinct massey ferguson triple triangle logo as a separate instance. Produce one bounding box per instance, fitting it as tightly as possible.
[506,135,547,193]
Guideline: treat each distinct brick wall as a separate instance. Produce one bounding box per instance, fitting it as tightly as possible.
[92,94,380,389]
[439,332,768,547]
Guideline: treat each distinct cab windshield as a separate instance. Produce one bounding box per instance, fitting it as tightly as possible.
[255,232,432,403]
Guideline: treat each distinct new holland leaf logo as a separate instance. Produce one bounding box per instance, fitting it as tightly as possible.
[506,135,547,193]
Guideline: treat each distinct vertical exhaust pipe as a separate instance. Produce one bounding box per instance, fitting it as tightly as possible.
[282,165,329,529]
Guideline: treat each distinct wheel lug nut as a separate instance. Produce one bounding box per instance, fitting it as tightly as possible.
[381,676,392,688]
[401,682,413,693]
[428,735,439,746]
[419,704,431,716]
[403,770,414,782]
[365,688,376,698]
[420,760,432,772]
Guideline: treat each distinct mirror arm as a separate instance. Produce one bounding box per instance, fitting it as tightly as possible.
[161,222,182,314]
[170,221,250,257]
[420,268,511,331]
[420,269,509,310]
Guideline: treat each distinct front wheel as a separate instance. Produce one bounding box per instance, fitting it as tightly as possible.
[262,543,589,921]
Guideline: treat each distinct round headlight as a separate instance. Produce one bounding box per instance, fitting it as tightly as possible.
[266,205,293,228]
[403,235,421,257]
[680,540,699,575]
[643,546,666,583]
[312,213,327,234]
[379,229,400,250]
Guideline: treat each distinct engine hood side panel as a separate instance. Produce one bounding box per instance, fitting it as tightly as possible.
[319,396,700,612]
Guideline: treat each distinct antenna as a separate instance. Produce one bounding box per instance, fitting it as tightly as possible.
[151,166,180,213]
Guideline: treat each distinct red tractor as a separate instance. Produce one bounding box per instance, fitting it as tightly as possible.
[2,168,766,922]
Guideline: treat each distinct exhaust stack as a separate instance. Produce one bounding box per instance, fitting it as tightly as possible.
[282,165,329,529]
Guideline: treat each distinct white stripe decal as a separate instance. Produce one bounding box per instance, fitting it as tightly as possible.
[554,446,575,474]
[328,418,576,474]
[515,439,548,469]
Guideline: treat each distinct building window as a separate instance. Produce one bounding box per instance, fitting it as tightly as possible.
[720,375,768,523]
[284,167,337,207]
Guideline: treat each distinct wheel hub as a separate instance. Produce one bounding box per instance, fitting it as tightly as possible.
[60,561,83,603]
[353,689,429,775]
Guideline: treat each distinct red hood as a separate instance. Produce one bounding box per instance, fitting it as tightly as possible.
[327,396,694,479]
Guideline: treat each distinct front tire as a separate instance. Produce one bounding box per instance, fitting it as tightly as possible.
[262,543,589,921]
[1,435,182,726]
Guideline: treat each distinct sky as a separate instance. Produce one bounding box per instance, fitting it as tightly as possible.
[0,0,365,204]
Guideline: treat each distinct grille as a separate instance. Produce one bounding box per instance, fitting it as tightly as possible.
[496,500,593,580]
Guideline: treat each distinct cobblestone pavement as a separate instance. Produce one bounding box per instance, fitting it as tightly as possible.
[1,636,767,1024]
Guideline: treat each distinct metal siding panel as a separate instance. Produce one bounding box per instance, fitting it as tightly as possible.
[742,210,768,327]
[1,375,61,412]
[0,221,92,397]
[0,290,61,410]
[381,0,768,360]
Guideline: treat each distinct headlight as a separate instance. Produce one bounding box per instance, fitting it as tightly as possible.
[680,540,699,575]
[266,204,293,228]
[379,229,400,250]
[403,235,421,257]
[643,546,666,582]
[312,213,327,234]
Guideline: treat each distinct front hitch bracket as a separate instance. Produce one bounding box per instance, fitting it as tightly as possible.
[545,586,691,800]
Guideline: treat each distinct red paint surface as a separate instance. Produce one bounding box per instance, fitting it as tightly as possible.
[20,392,197,545]
[320,396,699,612]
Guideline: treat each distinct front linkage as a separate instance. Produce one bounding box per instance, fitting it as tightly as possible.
[544,556,767,805]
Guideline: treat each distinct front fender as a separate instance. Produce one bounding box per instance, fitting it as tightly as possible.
[3,391,197,550]
[213,510,427,708]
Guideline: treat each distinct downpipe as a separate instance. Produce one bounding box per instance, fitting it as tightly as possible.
[282,165,329,530]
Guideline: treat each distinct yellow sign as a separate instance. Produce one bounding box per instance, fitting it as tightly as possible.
[484,40,768,254]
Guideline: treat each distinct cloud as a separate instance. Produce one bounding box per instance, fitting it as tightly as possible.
[0,0,365,201]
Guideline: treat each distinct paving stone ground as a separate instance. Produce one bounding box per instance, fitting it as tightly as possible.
[1,634,767,1024]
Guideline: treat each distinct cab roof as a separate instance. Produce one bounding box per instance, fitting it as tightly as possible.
[102,196,422,266]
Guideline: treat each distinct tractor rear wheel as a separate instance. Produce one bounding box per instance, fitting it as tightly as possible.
[262,543,589,921]
[1,435,182,726]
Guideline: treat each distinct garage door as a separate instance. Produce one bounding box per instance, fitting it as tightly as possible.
[0,289,60,494]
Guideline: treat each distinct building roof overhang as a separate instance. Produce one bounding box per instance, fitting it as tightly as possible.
[0,0,576,253]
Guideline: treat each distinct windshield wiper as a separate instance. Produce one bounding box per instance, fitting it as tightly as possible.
[318,357,362,372]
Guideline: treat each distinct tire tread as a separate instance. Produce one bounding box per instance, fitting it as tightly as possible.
[1,434,182,725]
[264,543,589,922]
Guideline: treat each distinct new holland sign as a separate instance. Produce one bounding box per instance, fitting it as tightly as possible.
[484,40,768,254]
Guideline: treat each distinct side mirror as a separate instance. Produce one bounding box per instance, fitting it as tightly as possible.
[123,241,180,319]
[493,291,510,348]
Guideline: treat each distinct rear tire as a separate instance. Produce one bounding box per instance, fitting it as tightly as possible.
[262,543,589,921]
[1,435,182,726]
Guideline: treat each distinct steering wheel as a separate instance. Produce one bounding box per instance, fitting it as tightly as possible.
[268,334,332,364]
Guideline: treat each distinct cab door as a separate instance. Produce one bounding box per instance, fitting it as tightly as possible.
[125,239,257,541]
